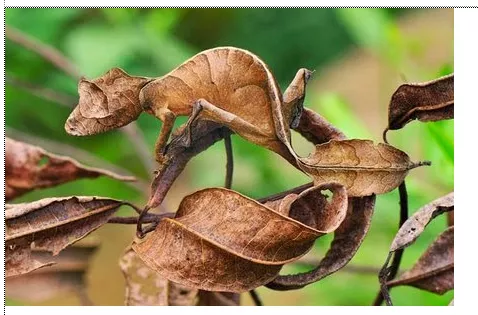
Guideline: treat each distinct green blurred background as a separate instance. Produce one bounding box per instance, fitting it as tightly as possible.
[5,8,454,306]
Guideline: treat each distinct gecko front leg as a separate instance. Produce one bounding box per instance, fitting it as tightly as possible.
[153,107,176,164]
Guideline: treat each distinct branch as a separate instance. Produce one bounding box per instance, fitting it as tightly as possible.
[257,182,313,203]
[249,290,263,306]
[293,256,380,275]
[108,213,173,224]
[224,133,234,189]
[6,25,82,79]
[373,181,409,306]
[6,75,76,107]
[121,124,156,176]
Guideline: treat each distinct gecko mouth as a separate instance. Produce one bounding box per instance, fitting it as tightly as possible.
[65,114,87,136]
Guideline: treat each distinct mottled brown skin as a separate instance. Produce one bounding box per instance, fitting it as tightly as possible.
[65,68,152,136]
[138,47,312,163]
[65,47,312,165]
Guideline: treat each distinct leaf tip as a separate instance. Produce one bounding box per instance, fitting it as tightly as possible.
[410,160,432,170]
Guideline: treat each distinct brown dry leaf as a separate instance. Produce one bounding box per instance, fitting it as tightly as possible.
[263,193,300,217]
[5,196,124,278]
[391,192,454,251]
[299,139,425,196]
[119,248,198,306]
[387,226,454,294]
[295,108,346,144]
[133,183,348,292]
[386,74,454,133]
[139,47,303,166]
[65,68,152,135]
[5,238,99,304]
[266,195,375,290]
[5,137,135,201]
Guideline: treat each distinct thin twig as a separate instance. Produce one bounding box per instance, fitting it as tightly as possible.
[249,290,263,306]
[108,213,173,224]
[224,133,233,189]
[6,25,82,79]
[6,75,77,107]
[294,256,380,275]
[221,133,241,304]
[6,25,155,177]
[375,252,394,306]
[383,128,390,144]
[373,181,409,306]
[391,182,409,278]
[121,124,156,176]
[141,222,160,235]
[409,160,432,170]
[136,205,151,238]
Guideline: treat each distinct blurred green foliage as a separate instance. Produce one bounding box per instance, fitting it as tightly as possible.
[5,8,453,306]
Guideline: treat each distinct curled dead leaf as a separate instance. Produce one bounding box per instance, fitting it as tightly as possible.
[385,74,454,135]
[299,139,427,196]
[65,68,152,136]
[387,226,454,294]
[119,248,198,306]
[5,137,135,201]
[5,238,99,304]
[390,192,454,252]
[5,196,125,278]
[266,195,375,290]
[133,184,348,292]
[295,108,346,144]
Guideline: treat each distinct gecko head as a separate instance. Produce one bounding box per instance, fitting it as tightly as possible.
[65,68,153,136]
